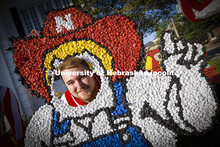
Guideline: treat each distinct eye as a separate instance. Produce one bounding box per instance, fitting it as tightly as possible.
[67,81,74,85]
[80,75,87,80]
[153,52,162,62]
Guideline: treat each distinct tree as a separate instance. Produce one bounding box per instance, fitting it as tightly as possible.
[72,0,177,37]
[156,19,170,39]
[157,12,220,41]
[174,13,220,40]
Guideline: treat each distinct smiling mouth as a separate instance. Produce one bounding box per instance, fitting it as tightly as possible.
[77,87,89,94]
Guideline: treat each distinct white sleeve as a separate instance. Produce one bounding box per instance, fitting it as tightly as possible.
[25,104,53,147]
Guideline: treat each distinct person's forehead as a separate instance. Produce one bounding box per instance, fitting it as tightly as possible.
[61,66,90,81]
[65,65,87,72]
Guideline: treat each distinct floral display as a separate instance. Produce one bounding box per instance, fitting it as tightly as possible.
[145,45,162,72]
[11,7,217,147]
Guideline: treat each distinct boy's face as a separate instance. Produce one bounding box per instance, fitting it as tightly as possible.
[61,65,97,103]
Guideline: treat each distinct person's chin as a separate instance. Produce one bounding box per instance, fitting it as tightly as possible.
[78,94,87,99]
[79,93,93,102]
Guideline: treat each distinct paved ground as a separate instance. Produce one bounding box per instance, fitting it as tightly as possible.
[210,53,220,60]
[207,47,220,56]
[205,38,220,51]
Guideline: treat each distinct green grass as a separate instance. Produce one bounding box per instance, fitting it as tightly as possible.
[207,59,220,76]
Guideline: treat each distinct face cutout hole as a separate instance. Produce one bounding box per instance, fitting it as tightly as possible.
[49,51,110,106]
[53,79,67,98]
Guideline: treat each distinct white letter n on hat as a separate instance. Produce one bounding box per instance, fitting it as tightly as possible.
[55,13,74,33]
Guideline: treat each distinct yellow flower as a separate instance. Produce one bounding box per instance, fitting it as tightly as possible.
[56,91,61,98]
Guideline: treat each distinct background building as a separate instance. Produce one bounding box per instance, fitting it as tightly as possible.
[0,0,72,119]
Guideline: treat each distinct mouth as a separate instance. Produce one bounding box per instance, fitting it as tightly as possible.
[77,87,89,94]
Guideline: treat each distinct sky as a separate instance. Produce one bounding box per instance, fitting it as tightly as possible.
[143,4,178,45]
[143,32,156,44]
